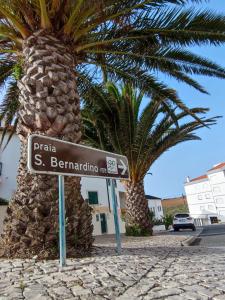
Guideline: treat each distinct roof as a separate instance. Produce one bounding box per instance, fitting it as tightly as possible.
[190,174,208,182]
[186,161,225,184]
[208,162,225,172]
[145,195,161,200]
[162,196,186,201]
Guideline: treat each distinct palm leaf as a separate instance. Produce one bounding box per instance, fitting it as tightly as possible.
[0,80,19,147]
[82,83,218,182]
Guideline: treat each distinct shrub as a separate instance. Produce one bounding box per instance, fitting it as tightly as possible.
[125,225,151,236]
[148,209,164,226]
[153,218,164,226]
[163,214,173,230]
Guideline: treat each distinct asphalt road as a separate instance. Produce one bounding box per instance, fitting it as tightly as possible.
[194,224,225,247]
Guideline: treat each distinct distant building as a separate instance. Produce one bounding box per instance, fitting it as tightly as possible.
[146,195,164,220]
[184,162,225,225]
[162,195,187,208]
[0,127,20,200]
[162,196,188,216]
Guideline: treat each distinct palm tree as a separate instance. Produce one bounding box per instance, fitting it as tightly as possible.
[0,0,225,258]
[82,82,218,235]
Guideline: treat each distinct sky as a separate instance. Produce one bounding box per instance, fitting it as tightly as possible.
[144,0,225,199]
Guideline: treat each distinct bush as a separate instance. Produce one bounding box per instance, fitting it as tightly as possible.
[125,225,151,237]
[148,209,164,226]
[120,211,126,222]
[153,218,164,226]
[163,214,173,230]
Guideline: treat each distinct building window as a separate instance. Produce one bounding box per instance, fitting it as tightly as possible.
[213,186,221,193]
[208,205,214,210]
[88,191,99,205]
[216,197,224,204]
[96,214,99,222]
[198,195,203,200]
[203,183,209,190]
[158,206,161,212]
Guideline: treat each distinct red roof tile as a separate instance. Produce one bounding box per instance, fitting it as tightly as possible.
[190,174,208,182]
[189,162,225,183]
[208,162,225,172]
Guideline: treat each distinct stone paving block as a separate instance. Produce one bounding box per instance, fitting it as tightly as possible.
[71,285,92,297]
[213,295,225,300]
[144,287,183,299]
[50,286,73,297]
[165,296,187,300]
[182,284,220,298]
[180,291,209,300]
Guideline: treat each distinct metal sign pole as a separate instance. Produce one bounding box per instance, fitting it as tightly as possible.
[110,179,121,254]
[58,175,66,267]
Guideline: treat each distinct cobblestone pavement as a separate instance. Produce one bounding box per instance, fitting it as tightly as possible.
[1,234,225,300]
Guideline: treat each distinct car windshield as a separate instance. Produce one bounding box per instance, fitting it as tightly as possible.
[175,214,189,218]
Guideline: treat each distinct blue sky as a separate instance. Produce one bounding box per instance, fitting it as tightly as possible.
[144,0,225,198]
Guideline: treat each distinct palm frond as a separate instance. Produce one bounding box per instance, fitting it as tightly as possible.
[82,82,218,182]
[0,0,224,150]
[0,80,19,147]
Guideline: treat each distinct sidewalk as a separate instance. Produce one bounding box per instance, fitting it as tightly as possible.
[0,233,225,299]
[93,232,189,248]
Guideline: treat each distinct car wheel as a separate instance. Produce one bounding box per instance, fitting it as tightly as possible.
[174,228,179,232]
[192,226,196,231]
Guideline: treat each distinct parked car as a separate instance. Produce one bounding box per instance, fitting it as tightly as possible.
[173,213,196,231]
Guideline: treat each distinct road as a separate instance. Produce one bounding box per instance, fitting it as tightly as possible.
[193,224,225,247]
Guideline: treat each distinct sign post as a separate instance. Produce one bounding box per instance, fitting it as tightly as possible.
[27,134,130,264]
[58,175,66,267]
[110,179,121,254]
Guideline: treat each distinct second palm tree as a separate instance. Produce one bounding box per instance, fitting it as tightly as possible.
[83,83,217,235]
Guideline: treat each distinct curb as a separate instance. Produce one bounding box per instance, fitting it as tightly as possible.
[181,227,204,247]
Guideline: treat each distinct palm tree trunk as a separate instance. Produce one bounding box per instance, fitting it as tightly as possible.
[0,30,93,259]
[125,180,153,236]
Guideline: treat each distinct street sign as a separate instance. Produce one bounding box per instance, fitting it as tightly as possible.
[27,134,128,266]
[28,134,129,180]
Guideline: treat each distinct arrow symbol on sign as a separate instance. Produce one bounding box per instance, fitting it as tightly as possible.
[118,159,127,175]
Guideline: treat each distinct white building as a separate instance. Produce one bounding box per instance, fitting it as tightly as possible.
[81,178,126,235]
[184,162,225,225]
[0,128,20,200]
[146,195,164,220]
[0,130,126,235]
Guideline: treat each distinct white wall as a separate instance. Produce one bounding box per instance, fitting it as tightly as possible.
[185,169,225,223]
[0,133,20,200]
[208,171,225,221]
[81,177,126,235]
[81,177,109,207]
[148,199,164,219]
